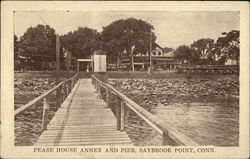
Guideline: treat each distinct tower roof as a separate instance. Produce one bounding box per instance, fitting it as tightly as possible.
[94,50,106,55]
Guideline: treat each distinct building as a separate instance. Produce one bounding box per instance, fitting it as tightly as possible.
[14,48,57,71]
[225,59,237,65]
[119,43,180,71]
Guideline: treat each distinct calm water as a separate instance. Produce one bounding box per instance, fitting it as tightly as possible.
[107,90,239,146]
[155,102,239,146]
[123,101,239,146]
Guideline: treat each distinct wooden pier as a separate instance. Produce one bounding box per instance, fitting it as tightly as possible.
[35,79,132,146]
[15,74,199,146]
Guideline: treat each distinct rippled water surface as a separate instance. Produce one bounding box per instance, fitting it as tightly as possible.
[109,78,239,146]
[112,100,239,146]
[155,102,239,146]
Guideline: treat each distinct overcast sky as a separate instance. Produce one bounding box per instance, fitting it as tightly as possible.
[14,11,239,49]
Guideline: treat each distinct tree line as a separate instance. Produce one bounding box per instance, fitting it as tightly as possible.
[14,18,239,71]
[14,18,156,70]
[173,30,239,66]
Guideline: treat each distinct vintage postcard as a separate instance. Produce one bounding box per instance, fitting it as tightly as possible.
[1,1,249,159]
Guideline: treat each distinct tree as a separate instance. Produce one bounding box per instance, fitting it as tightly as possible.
[14,35,19,59]
[215,30,239,65]
[17,24,57,70]
[61,27,101,59]
[102,18,156,70]
[190,38,214,63]
[173,45,193,64]
[19,24,56,57]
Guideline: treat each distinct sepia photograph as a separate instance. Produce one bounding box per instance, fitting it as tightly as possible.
[1,1,249,159]
[14,10,240,147]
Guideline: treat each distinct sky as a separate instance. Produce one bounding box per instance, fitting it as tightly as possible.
[14,11,239,49]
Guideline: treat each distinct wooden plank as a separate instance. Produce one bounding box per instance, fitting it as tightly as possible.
[40,133,125,138]
[36,79,132,146]
[36,141,132,146]
[40,133,129,138]
[37,137,131,142]
[47,125,116,127]
[40,133,128,138]
[37,138,132,143]
[43,129,123,133]
[46,126,118,130]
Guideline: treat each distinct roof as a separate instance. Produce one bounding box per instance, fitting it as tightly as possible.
[154,43,174,53]
[16,53,55,59]
[77,59,93,62]
[163,47,174,53]
[94,50,106,55]
[154,43,163,50]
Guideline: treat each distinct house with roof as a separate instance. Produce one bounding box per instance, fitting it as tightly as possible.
[14,48,58,71]
[119,43,180,71]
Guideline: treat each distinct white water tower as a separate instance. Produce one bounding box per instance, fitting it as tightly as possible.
[93,50,106,72]
[93,50,107,82]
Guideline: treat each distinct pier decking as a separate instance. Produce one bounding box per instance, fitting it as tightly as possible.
[36,79,132,146]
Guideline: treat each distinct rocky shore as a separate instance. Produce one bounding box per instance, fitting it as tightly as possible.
[110,78,239,110]
[14,78,58,146]
[14,78,57,110]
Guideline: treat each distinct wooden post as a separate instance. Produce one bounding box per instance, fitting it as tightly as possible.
[62,85,65,101]
[71,79,74,90]
[70,80,72,92]
[162,131,174,146]
[97,83,100,94]
[56,35,60,84]
[76,60,79,72]
[56,86,62,107]
[116,96,121,130]
[120,101,125,131]
[65,83,68,96]
[106,88,109,107]
[94,80,97,89]
[94,81,96,89]
[68,81,71,93]
[42,97,49,131]
[60,85,63,104]
[162,132,167,146]
[98,84,101,95]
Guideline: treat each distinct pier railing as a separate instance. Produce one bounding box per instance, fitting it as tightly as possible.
[92,75,199,146]
[15,73,80,131]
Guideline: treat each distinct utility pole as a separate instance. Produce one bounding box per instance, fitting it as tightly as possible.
[149,31,153,74]
[56,34,60,84]
[56,34,61,108]
[131,45,135,71]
